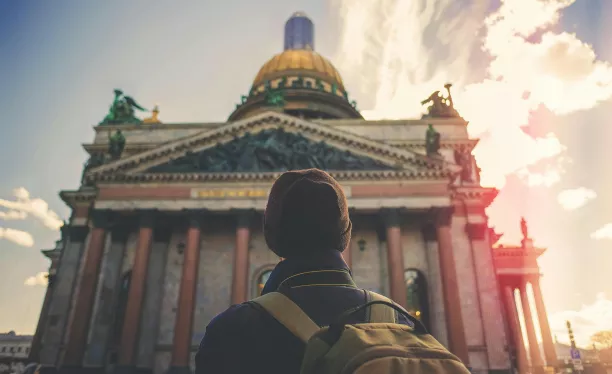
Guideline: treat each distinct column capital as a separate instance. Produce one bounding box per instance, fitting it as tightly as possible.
[232,209,257,229]
[427,207,454,227]
[90,209,113,229]
[138,209,158,228]
[64,225,89,242]
[182,209,207,228]
[465,222,487,240]
[380,208,401,228]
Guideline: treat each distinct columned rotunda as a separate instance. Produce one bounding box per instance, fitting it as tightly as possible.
[29,12,556,374]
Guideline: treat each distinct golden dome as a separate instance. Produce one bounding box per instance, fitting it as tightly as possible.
[252,50,345,91]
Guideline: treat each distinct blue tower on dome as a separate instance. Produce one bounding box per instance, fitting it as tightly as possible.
[284,12,314,51]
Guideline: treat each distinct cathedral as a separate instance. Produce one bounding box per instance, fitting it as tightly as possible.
[29,12,557,374]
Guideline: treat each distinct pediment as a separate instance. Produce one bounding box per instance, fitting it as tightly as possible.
[86,111,459,183]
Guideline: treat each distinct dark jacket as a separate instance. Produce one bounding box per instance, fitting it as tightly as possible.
[195,251,411,374]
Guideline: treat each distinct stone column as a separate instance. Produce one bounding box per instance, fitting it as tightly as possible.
[29,252,60,362]
[502,284,529,374]
[168,213,203,374]
[38,226,89,367]
[422,224,448,347]
[433,208,470,365]
[519,283,544,371]
[231,210,254,305]
[382,208,406,308]
[117,211,156,373]
[62,211,111,369]
[531,278,557,367]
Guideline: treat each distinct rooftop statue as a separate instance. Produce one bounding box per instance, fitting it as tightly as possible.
[100,89,149,125]
[143,105,162,124]
[520,217,530,240]
[425,124,441,157]
[421,83,460,118]
[453,149,473,183]
[108,130,126,160]
[265,90,286,107]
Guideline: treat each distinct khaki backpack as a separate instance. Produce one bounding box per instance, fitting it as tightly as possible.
[252,290,471,374]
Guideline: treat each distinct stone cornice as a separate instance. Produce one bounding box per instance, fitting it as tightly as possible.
[92,169,453,184]
[85,112,461,181]
[59,189,97,208]
[452,186,499,208]
[83,143,158,155]
[493,245,547,258]
[93,122,225,132]
[388,139,479,152]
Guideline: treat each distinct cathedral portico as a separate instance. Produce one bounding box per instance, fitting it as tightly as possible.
[29,11,563,374]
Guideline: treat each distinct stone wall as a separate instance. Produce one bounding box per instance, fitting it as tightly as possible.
[84,230,128,366]
[249,217,280,299]
[156,230,185,347]
[136,231,171,368]
[350,215,383,294]
[192,217,234,345]
[451,215,488,372]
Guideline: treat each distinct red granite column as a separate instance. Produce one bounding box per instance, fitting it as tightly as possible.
[169,213,202,373]
[63,211,110,368]
[502,283,529,374]
[519,283,544,372]
[531,278,557,367]
[117,211,156,371]
[382,208,407,308]
[433,208,470,365]
[231,211,253,305]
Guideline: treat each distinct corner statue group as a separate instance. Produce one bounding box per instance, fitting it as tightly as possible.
[101,89,149,125]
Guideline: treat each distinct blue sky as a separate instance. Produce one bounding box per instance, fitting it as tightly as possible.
[0,0,611,347]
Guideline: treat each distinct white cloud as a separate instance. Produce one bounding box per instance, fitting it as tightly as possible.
[0,228,34,247]
[557,188,597,210]
[0,210,27,220]
[334,0,612,188]
[24,272,48,287]
[548,293,612,348]
[591,223,612,240]
[0,187,63,230]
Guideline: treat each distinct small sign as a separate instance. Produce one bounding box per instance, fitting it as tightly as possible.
[570,348,581,360]
[191,188,268,199]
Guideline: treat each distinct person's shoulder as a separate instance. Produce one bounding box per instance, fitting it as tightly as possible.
[206,301,261,332]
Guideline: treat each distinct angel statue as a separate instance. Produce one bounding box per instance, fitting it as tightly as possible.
[100,89,149,125]
[421,83,460,118]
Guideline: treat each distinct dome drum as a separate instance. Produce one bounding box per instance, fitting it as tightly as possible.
[229,86,361,121]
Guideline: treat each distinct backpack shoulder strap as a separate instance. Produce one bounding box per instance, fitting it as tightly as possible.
[366,291,398,323]
[251,292,320,343]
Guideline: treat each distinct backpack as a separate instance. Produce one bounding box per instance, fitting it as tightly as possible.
[252,290,471,374]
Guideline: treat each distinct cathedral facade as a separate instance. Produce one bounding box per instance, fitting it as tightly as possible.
[29,13,556,374]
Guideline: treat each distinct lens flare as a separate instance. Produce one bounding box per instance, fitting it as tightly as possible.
[333,0,612,188]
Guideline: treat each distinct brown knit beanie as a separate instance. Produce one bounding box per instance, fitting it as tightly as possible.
[264,169,352,258]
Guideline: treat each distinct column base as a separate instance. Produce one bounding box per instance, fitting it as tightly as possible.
[166,366,192,374]
[115,366,153,374]
[59,367,105,374]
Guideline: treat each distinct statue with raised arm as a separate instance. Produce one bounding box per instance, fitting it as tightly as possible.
[108,130,126,159]
[421,83,460,118]
[425,124,441,156]
[100,89,149,125]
